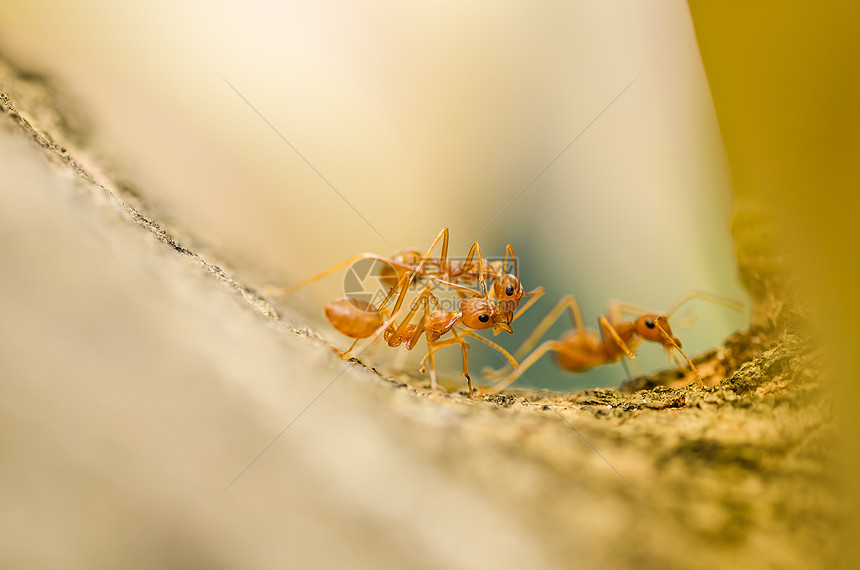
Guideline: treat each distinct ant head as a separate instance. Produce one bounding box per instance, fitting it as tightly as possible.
[459,297,512,334]
[634,315,681,347]
[493,274,524,322]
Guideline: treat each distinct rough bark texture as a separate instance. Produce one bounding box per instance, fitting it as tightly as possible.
[0,54,838,570]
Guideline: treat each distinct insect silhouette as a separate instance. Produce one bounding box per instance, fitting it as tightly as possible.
[484,290,745,393]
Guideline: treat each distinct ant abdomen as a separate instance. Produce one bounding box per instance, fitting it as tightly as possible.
[325,298,385,339]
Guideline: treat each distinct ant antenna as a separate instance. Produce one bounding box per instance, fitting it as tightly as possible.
[652,318,702,386]
[666,290,746,318]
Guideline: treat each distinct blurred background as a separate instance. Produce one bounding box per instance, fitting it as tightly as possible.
[0,0,748,390]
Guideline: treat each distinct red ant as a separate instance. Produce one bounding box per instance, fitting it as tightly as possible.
[484,290,745,393]
[265,230,528,394]
[357,275,519,394]
[264,228,543,327]
[415,229,544,327]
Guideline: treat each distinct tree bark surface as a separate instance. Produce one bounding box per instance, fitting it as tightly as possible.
[0,56,837,570]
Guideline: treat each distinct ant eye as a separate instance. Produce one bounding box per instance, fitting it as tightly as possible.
[478,314,490,323]
[505,285,514,296]
[645,319,656,329]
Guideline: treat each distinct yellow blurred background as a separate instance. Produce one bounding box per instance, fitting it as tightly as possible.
[0,1,748,389]
[5,2,860,567]
[689,4,860,567]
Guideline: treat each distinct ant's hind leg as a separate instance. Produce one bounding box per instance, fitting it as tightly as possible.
[459,241,489,297]
[500,295,586,370]
[426,347,438,392]
[485,340,561,393]
[509,286,546,324]
[407,228,451,284]
[420,336,467,393]
[338,338,362,360]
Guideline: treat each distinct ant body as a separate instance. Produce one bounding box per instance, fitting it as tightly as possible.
[320,268,518,394]
[366,277,518,394]
[265,228,543,327]
[266,229,529,393]
[484,291,744,393]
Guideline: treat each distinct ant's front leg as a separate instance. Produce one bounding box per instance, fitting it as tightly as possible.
[421,335,477,396]
[483,294,585,379]
[484,339,563,393]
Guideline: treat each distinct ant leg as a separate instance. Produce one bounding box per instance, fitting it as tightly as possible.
[366,229,449,312]
[509,286,546,324]
[606,300,657,321]
[598,315,637,359]
[390,346,409,370]
[385,269,431,322]
[665,290,747,317]
[389,288,434,349]
[510,295,587,364]
[422,289,439,392]
[459,330,519,373]
[394,229,477,303]
[263,253,410,296]
[503,244,518,280]
[459,340,473,395]
[420,327,520,396]
[411,228,451,283]
[426,341,438,392]
[345,280,421,357]
[421,335,472,393]
[608,291,746,321]
[459,241,489,297]
[374,270,414,312]
[605,303,703,386]
[339,337,362,359]
[375,268,450,316]
[414,234,487,301]
[486,340,563,393]
[620,355,639,380]
[367,250,442,315]
[429,276,484,298]
[414,293,442,391]
[652,321,703,387]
